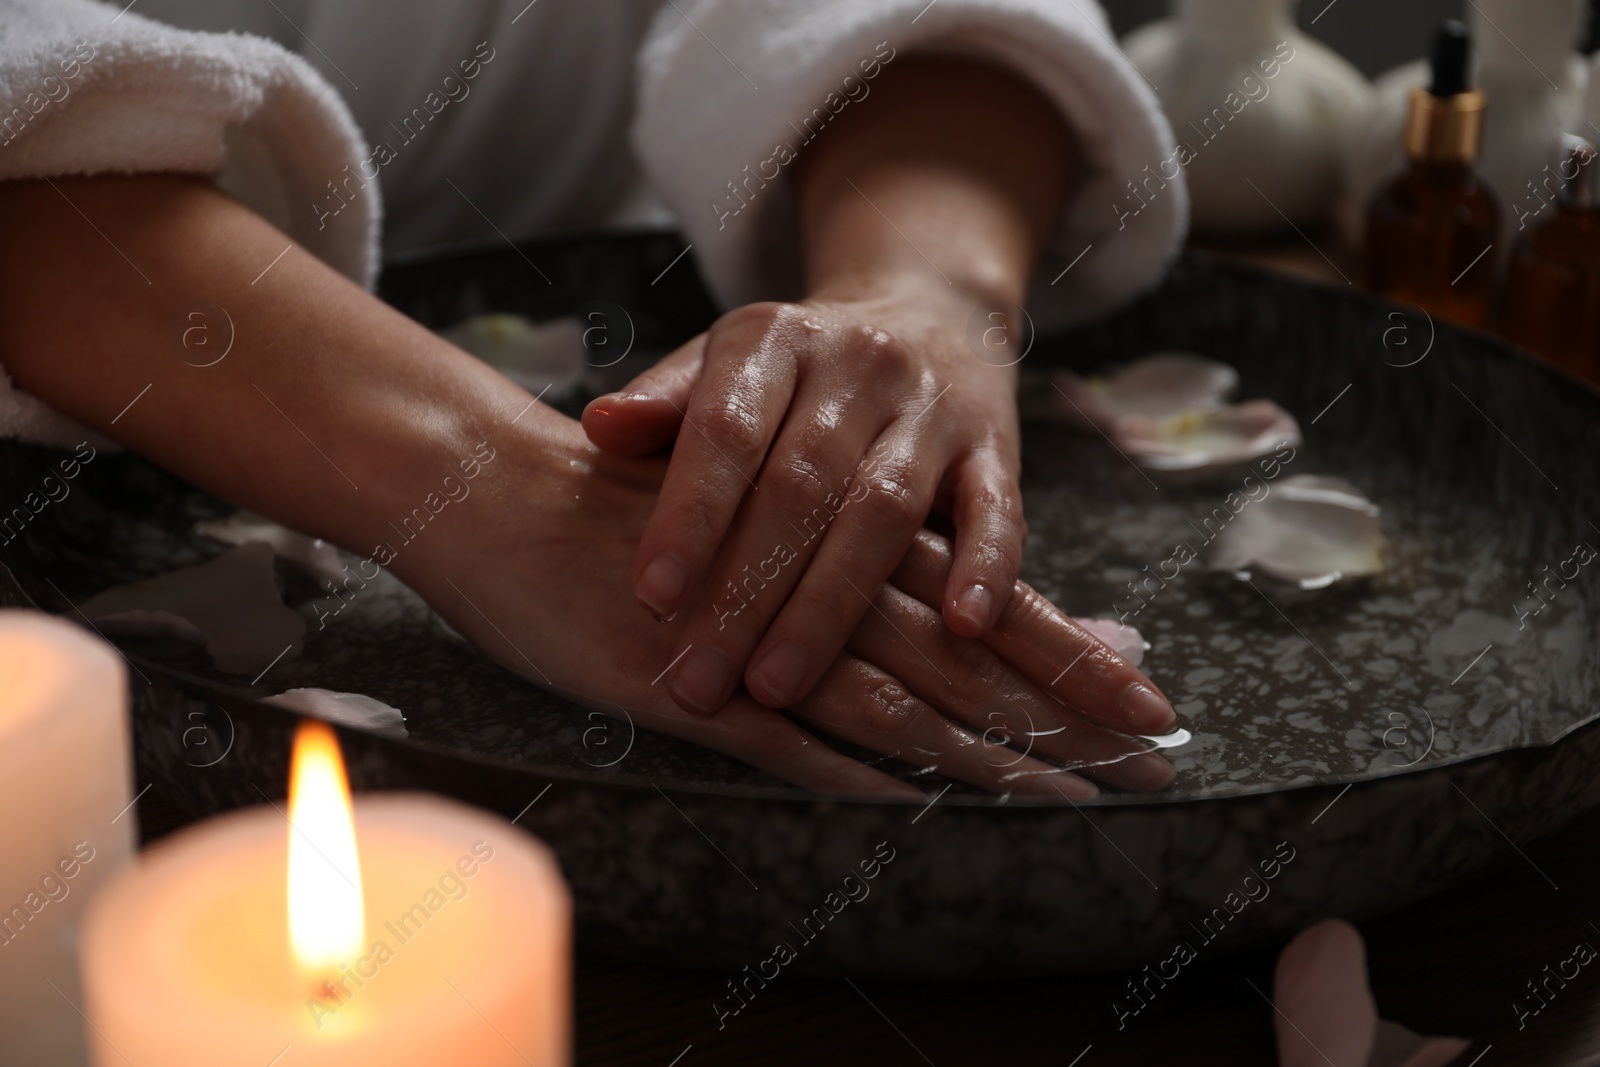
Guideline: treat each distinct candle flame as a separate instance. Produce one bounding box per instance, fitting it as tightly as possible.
[287,721,364,975]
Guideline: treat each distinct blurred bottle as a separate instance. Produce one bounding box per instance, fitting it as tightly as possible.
[1343,0,1586,249]
[1364,21,1499,327]
[1500,135,1600,381]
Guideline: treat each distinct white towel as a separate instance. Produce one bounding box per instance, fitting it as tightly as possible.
[0,0,377,448]
[633,0,1189,333]
[0,0,1186,447]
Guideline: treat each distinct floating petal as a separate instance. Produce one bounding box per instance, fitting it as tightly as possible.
[1118,399,1302,473]
[265,688,408,739]
[196,511,345,587]
[1071,616,1148,667]
[79,543,305,675]
[1052,352,1239,429]
[1211,475,1383,589]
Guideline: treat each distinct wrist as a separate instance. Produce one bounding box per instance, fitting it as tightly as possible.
[373,394,580,592]
[800,169,1037,312]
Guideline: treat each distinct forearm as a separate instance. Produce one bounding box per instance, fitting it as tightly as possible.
[795,55,1074,308]
[0,174,553,579]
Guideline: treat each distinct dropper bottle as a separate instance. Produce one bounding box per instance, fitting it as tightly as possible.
[1364,21,1500,327]
[1499,134,1600,381]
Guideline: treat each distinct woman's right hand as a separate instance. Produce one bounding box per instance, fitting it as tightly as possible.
[397,410,1177,800]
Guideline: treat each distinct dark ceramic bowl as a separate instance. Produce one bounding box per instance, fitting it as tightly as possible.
[3,234,1595,977]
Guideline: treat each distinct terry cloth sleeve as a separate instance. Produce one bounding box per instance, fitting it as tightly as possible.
[0,0,378,448]
[631,0,1188,333]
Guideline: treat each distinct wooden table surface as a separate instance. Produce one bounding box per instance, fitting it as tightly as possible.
[135,240,1595,1066]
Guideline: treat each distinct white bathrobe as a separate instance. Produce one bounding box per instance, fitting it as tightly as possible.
[0,0,1188,446]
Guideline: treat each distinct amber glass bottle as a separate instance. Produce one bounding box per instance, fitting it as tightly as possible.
[1364,21,1499,328]
[1500,136,1600,382]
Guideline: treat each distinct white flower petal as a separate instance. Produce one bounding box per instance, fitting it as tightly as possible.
[1053,352,1239,429]
[1071,616,1148,666]
[1211,475,1384,589]
[441,313,588,395]
[79,543,305,675]
[1117,399,1302,473]
[264,688,408,739]
[196,511,345,587]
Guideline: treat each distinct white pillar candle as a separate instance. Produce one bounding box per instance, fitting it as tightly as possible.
[79,724,570,1067]
[0,610,134,1067]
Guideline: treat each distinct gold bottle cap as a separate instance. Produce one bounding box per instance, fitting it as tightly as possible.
[1403,86,1486,166]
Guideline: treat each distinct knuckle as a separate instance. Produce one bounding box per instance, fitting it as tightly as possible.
[967,530,1021,581]
[667,488,723,544]
[769,456,834,517]
[804,592,857,647]
[849,324,910,373]
[698,398,764,462]
[713,300,792,338]
[949,640,1005,699]
[1001,581,1054,632]
[859,466,923,530]
[855,678,928,737]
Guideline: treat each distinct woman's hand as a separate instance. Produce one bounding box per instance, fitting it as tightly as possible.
[583,287,1029,718]
[398,411,1176,799]
[583,54,1075,717]
[0,171,1171,799]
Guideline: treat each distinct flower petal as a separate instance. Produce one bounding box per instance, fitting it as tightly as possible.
[1370,1021,1471,1067]
[264,688,408,739]
[1052,352,1239,429]
[1117,399,1302,473]
[196,511,345,587]
[1071,616,1148,666]
[79,543,305,675]
[1210,475,1384,588]
[1272,920,1378,1067]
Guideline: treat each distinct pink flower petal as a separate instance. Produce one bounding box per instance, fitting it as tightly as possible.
[1273,920,1377,1067]
[1370,1021,1471,1067]
[1273,922,1473,1067]
[1071,616,1147,666]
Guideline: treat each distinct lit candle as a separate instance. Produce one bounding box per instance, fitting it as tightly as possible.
[0,610,133,1067]
[79,723,570,1065]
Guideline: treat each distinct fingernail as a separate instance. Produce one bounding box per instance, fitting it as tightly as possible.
[749,640,810,706]
[1118,683,1176,735]
[671,646,734,714]
[953,584,994,631]
[1114,751,1176,792]
[636,553,688,617]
